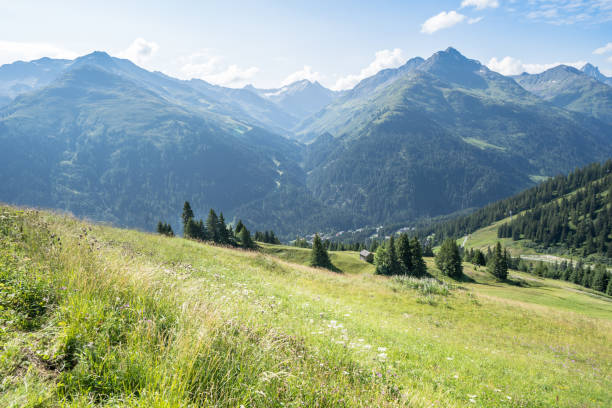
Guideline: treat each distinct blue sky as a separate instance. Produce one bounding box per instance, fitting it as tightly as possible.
[0,0,611,88]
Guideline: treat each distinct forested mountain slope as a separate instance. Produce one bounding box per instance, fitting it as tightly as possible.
[425,160,612,260]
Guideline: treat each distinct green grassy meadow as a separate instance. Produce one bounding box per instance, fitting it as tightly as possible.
[1,205,611,407]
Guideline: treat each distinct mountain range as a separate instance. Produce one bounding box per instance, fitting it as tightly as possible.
[0,47,611,238]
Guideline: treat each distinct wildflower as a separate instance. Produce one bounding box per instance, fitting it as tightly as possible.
[364,344,372,349]
[469,398,476,403]
[506,396,512,400]
[378,353,387,360]
[453,374,459,379]
[378,347,387,352]
[446,357,453,360]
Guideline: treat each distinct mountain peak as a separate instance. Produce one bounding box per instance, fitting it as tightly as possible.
[72,51,115,68]
[418,47,486,88]
[443,46,463,56]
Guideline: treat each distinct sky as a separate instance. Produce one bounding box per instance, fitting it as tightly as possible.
[0,0,611,89]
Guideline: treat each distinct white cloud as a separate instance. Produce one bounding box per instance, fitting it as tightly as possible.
[177,50,259,87]
[468,16,484,24]
[421,11,467,34]
[594,42,612,55]
[117,38,159,65]
[487,56,587,76]
[332,48,404,90]
[0,40,78,65]
[281,65,322,86]
[461,0,499,10]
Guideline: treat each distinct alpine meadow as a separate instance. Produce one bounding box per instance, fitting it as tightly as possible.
[1,1,611,407]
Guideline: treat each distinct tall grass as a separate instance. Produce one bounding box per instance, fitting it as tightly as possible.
[0,208,403,407]
[1,206,611,407]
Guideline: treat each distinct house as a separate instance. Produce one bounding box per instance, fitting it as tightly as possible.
[360,249,374,263]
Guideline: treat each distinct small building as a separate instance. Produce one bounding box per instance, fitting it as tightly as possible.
[360,249,374,263]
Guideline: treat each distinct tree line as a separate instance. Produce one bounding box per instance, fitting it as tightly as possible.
[497,175,612,258]
[419,160,612,248]
[374,234,428,276]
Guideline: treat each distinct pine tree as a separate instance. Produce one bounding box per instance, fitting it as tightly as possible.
[238,227,255,249]
[157,221,164,234]
[206,209,219,243]
[607,277,612,296]
[311,234,332,269]
[590,265,607,292]
[235,220,245,235]
[387,236,400,275]
[488,242,508,280]
[182,201,194,236]
[435,239,462,278]
[217,212,229,244]
[374,246,391,275]
[396,233,413,275]
[410,237,427,276]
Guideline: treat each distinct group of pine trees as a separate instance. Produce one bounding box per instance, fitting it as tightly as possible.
[254,230,281,244]
[464,243,512,280]
[157,202,255,249]
[156,222,174,237]
[374,233,427,276]
[517,259,612,295]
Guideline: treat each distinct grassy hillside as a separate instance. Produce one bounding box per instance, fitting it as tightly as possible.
[1,205,611,407]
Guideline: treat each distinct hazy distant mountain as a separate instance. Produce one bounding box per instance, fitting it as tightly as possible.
[298,48,612,226]
[0,54,319,232]
[581,63,612,86]
[0,52,299,135]
[514,65,612,124]
[245,80,339,122]
[0,57,72,106]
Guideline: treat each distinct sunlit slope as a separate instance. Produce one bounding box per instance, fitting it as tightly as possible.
[1,205,611,407]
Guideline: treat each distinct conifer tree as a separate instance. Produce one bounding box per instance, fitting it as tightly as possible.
[182,201,194,236]
[311,234,332,269]
[396,233,413,275]
[387,236,400,275]
[607,277,612,296]
[436,239,462,278]
[217,212,229,244]
[235,220,245,235]
[238,227,255,249]
[206,209,219,243]
[488,242,508,280]
[590,265,607,292]
[374,246,391,275]
[410,237,427,276]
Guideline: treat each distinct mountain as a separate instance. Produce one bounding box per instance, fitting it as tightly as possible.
[0,57,72,107]
[514,65,612,124]
[1,47,612,239]
[245,79,339,122]
[297,48,612,227]
[0,52,300,136]
[0,55,323,234]
[581,63,612,86]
